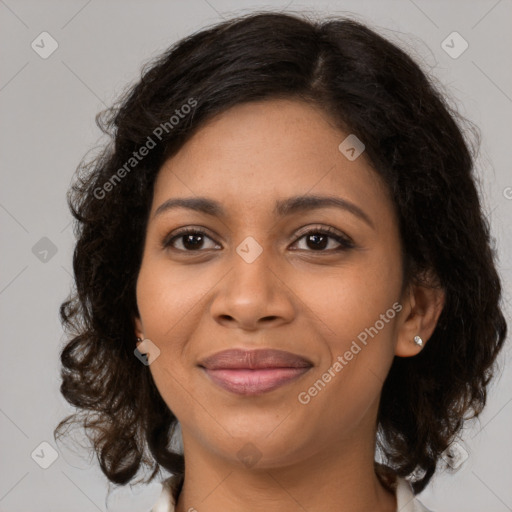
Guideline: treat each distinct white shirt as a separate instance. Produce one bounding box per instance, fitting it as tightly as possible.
[149,476,433,512]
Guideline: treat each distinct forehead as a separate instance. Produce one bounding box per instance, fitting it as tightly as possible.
[151,98,393,226]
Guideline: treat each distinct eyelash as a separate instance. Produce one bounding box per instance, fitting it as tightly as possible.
[161,225,355,253]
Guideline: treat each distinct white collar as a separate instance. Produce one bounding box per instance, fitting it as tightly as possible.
[395,477,433,512]
[150,476,432,512]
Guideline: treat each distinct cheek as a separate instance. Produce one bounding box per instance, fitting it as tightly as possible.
[135,261,201,418]
[136,257,208,340]
[135,255,224,383]
[135,262,206,411]
[291,249,401,403]
[292,263,399,433]
[295,254,401,344]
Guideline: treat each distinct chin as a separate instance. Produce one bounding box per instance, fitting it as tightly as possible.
[209,420,311,468]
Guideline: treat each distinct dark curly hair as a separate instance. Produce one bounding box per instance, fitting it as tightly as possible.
[54,10,507,499]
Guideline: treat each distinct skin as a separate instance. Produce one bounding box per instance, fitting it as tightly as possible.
[134,98,445,512]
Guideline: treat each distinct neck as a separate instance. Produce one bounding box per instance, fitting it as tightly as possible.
[174,432,396,512]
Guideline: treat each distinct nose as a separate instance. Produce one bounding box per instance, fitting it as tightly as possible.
[210,247,295,331]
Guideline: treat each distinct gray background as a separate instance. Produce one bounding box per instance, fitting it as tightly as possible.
[1,1,511,511]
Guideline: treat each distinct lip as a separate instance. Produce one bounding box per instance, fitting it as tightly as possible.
[198,348,313,396]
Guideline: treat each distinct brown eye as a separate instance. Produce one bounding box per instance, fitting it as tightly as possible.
[291,227,354,252]
[163,229,220,251]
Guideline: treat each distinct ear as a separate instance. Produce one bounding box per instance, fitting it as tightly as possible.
[395,276,445,357]
[134,315,145,341]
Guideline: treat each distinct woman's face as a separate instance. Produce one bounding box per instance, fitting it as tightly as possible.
[135,98,412,469]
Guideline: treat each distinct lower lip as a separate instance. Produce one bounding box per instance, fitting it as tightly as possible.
[202,367,311,395]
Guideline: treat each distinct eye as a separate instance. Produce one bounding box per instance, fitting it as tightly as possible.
[290,226,354,252]
[162,225,354,253]
[162,228,220,251]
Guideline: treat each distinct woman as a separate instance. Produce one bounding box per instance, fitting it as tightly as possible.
[55,11,507,512]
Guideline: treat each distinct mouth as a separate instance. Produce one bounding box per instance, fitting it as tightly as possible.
[202,367,312,395]
[198,348,313,396]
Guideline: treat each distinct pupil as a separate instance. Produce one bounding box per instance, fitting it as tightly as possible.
[183,234,203,250]
[308,233,327,250]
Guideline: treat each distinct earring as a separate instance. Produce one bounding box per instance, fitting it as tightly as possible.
[413,335,423,347]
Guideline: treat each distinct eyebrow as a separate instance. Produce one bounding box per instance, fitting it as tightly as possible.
[154,194,375,229]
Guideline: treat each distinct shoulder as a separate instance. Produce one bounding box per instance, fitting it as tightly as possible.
[148,476,178,512]
[148,475,434,512]
[395,477,434,512]
[148,485,174,512]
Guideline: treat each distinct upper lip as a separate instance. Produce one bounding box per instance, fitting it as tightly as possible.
[198,348,313,370]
